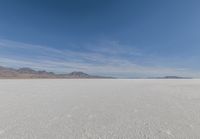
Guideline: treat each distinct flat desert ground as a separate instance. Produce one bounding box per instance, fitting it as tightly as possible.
[0,79,200,139]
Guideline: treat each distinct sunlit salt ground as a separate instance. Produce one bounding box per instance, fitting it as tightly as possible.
[0,79,200,139]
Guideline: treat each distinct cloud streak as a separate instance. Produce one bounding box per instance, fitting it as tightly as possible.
[0,39,199,78]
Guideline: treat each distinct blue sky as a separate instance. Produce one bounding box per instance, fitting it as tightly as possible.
[0,0,200,78]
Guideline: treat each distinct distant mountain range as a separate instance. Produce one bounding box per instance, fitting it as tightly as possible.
[0,66,112,79]
[0,66,192,79]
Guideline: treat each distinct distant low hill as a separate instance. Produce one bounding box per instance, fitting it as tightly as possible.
[0,66,112,79]
[151,76,192,79]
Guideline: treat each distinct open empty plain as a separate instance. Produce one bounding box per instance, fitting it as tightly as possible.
[0,79,200,139]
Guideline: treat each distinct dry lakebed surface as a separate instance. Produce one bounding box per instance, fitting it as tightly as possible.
[0,79,200,139]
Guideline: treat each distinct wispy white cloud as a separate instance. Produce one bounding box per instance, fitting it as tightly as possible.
[85,40,142,56]
[0,39,199,78]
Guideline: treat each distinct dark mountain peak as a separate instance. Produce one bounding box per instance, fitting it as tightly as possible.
[67,71,90,78]
[164,76,182,79]
[17,67,37,74]
[68,71,89,76]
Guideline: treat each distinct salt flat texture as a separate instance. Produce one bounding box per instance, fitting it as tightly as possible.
[0,79,200,139]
